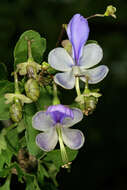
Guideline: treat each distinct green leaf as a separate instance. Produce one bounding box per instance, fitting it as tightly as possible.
[0,175,11,190]
[0,130,7,154]
[37,162,49,186]
[24,104,44,158]
[0,149,12,169]
[0,80,14,120]
[0,63,7,80]
[25,174,40,190]
[14,30,46,68]
[44,147,78,169]
[36,86,52,111]
[5,128,19,154]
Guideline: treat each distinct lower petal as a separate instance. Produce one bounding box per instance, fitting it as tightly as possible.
[80,65,109,84]
[36,128,58,151]
[62,128,85,150]
[54,71,75,89]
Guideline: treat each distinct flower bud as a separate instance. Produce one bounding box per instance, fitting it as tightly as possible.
[10,100,22,123]
[25,79,40,102]
[83,96,98,116]
[26,64,37,79]
[104,5,116,19]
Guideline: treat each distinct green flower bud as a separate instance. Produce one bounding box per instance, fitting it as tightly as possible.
[104,5,116,19]
[25,79,40,102]
[83,96,98,116]
[10,99,22,123]
[42,62,56,75]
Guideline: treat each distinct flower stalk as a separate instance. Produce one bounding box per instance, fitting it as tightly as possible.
[75,77,81,97]
[52,82,60,105]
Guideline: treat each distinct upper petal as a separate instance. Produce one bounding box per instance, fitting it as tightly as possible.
[80,65,109,84]
[79,43,103,69]
[32,111,54,131]
[36,128,58,151]
[46,104,74,124]
[62,108,83,127]
[62,128,85,150]
[67,14,89,63]
[54,70,75,89]
[48,48,74,71]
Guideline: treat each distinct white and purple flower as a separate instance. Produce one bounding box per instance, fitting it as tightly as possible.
[32,104,84,152]
[48,14,109,89]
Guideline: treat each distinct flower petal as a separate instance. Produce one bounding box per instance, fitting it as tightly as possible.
[36,128,58,151]
[79,43,103,69]
[46,104,74,124]
[62,128,85,150]
[80,65,109,84]
[62,108,83,127]
[67,14,89,63]
[32,111,54,131]
[48,47,74,71]
[54,70,75,89]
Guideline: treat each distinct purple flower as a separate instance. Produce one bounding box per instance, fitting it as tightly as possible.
[48,14,109,89]
[32,104,84,152]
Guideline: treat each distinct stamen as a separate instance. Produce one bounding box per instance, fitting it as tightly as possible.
[56,125,70,168]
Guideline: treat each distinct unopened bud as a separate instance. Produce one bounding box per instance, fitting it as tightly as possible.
[83,96,98,116]
[10,100,22,123]
[25,79,40,102]
[104,5,116,19]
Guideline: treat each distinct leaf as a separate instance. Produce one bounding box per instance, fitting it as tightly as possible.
[0,149,12,170]
[14,30,46,68]
[37,162,49,187]
[0,63,7,80]
[0,175,11,190]
[44,147,78,169]
[0,80,14,120]
[25,174,40,190]
[5,128,19,155]
[24,104,44,158]
[36,86,52,111]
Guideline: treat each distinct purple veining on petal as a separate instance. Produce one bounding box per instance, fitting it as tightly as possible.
[46,104,74,125]
[67,14,89,65]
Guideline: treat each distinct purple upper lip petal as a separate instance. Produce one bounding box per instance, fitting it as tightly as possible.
[67,14,90,65]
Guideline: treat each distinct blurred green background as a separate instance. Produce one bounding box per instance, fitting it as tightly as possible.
[0,0,127,189]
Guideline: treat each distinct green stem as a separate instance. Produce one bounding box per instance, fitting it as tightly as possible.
[83,78,90,95]
[86,14,104,20]
[52,82,60,105]
[75,77,81,97]
[6,123,17,132]
[14,72,20,94]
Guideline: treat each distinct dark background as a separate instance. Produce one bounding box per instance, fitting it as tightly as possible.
[0,0,127,189]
